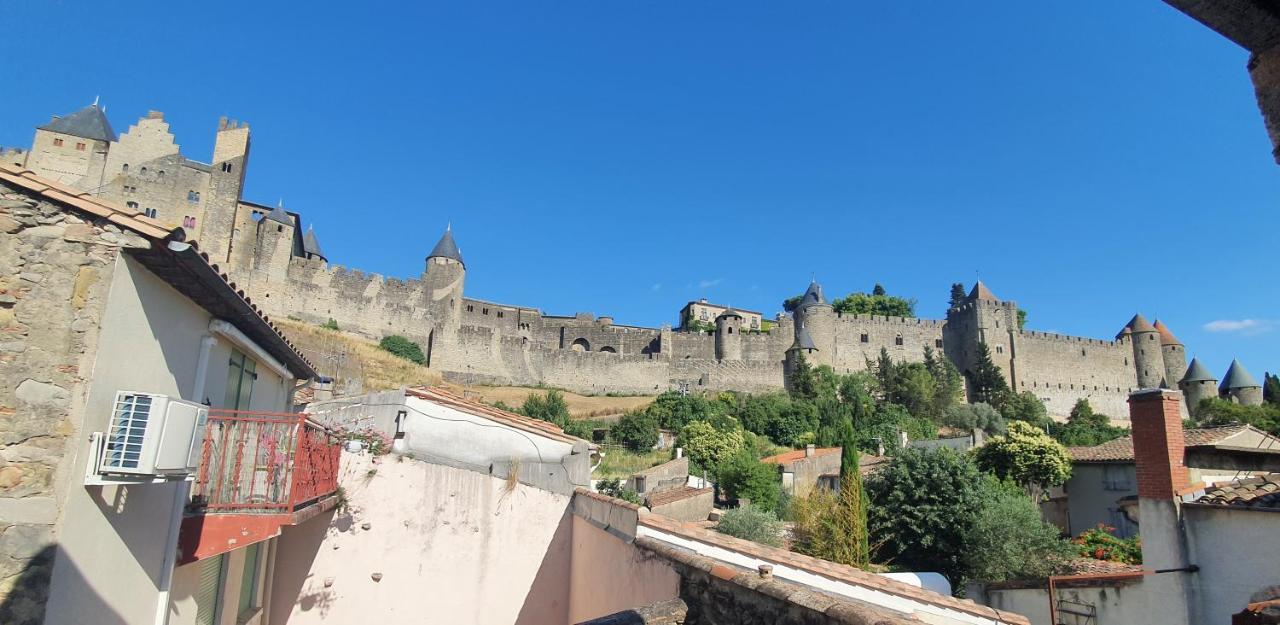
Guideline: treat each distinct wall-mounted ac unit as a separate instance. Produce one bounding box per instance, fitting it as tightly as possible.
[97,391,208,477]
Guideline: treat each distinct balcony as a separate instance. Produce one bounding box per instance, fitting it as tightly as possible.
[177,410,342,564]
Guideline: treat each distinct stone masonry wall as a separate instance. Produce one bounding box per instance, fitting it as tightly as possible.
[0,181,148,624]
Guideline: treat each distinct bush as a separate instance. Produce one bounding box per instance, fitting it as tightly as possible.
[715,505,784,547]
[1193,398,1280,436]
[963,483,1073,582]
[378,334,425,364]
[943,402,1006,435]
[611,411,660,450]
[321,318,340,331]
[1072,524,1142,564]
[678,419,744,473]
[789,473,870,568]
[596,478,643,505]
[716,451,781,512]
[1051,399,1128,446]
[974,421,1072,498]
[520,390,570,428]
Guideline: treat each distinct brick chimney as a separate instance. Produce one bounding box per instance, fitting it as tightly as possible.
[1129,388,1188,499]
[804,444,815,458]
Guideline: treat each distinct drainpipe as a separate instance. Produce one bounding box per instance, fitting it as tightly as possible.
[154,333,216,625]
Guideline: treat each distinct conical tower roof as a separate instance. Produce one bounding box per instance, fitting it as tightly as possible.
[716,307,743,320]
[1180,358,1216,384]
[265,200,292,225]
[968,280,999,302]
[1220,359,1261,391]
[427,225,464,267]
[789,323,817,351]
[1123,313,1156,334]
[302,226,325,260]
[1153,319,1181,345]
[38,102,116,142]
[797,280,826,310]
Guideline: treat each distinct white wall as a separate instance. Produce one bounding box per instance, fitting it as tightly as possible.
[979,582,1153,625]
[1184,506,1280,625]
[270,451,574,625]
[169,538,273,625]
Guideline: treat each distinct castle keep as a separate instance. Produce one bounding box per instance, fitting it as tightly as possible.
[8,103,1251,419]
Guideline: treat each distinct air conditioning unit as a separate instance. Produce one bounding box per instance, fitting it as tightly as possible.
[97,391,208,477]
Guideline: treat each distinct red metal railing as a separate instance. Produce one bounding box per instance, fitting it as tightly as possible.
[191,409,341,514]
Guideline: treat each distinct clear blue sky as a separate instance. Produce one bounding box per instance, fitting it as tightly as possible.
[4,1,1277,380]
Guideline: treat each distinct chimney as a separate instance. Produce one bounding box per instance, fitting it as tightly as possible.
[805,444,815,458]
[675,447,683,459]
[1130,388,1188,499]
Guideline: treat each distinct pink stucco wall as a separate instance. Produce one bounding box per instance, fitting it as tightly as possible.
[568,516,681,623]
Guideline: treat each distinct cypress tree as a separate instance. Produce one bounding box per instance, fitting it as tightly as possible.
[970,342,1010,407]
[949,282,967,309]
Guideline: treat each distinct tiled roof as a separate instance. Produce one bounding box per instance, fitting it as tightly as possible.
[1126,313,1156,334]
[968,280,999,302]
[1221,359,1261,390]
[761,447,841,465]
[1062,558,1145,576]
[715,307,743,320]
[646,486,712,508]
[1153,319,1182,346]
[680,300,763,316]
[38,103,116,142]
[1190,474,1280,510]
[1068,425,1261,462]
[0,164,317,378]
[405,386,590,446]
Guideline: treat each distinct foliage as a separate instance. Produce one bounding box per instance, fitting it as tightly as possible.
[865,448,993,586]
[596,478,643,505]
[942,402,1006,435]
[336,426,392,456]
[790,472,870,568]
[716,505,785,547]
[321,318,340,331]
[789,352,817,401]
[948,283,967,310]
[678,419,745,472]
[1051,399,1128,446]
[595,448,671,480]
[1000,391,1051,430]
[974,421,1072,497]
[610,411,660,450]
[1266,372,1280,406]
[1193,398,1280,436]
[871,348,962,422]
[717,451,781,512]
[1016,309,1027,330]
[644,391,728,430]
[968,343,1010,407]
[563,418,607,440]
[378,334,426,365]
[1072,524,1142,564]
[963,482,1073,582]
[685,319,716,333]
[832,284,916,318]
[520,389,571,428]
[782,294,805,313]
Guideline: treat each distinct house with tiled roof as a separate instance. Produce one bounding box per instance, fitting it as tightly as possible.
[762,445,888,498]
[1061,423,1280,537]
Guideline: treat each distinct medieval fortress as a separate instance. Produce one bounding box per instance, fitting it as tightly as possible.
[5,103,1265,418]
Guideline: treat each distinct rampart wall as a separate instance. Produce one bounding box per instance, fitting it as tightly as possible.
[1013,332,1136,418]
[830,313,946,374]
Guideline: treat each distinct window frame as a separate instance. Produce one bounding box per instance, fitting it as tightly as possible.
[224,348,258,410]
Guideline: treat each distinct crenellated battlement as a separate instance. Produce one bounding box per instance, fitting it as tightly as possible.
[1019,330,1122,348]
[835,313,946,328]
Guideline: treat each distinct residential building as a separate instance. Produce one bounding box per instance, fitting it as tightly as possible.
[0,163,338,625]
[679,299,764,332]
[762,446,888,498]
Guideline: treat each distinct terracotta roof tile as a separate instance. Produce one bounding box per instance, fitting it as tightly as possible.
[761,447,841,465]
[646,486,712,508]
[1068,425,1264,462]
[1063,558,1146,576]
[1153,319,1182,346]
[1191,474,1280,510]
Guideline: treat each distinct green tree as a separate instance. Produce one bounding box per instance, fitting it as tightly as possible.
[378,334,425,364]
[610,411,659,450]
[943,402,1006,435]
[678,419,745,472]
[872,283,887,296]
[789,352,817,401]
[924,347,964,418]
[948,283,967,309]
[519,389,571,427]
[1000,391,1050,430]
[685,319,716,333]
[974,421,1072,500]
[968,343,1010,407]
[717,451,781,512]
[1051,399,1128,446]
[782,294,804,312]
[833,291,916,318]
[963,483,1073,582]
[715,505,784,547]
[790,472,871,568]
[596,478,643,505]
[865,448,993,586]
[1016,309,1028,330]
[644,391,725,430]
[1265,372,1280,406]
[321,318,340,331]
[1193,398,1280,436]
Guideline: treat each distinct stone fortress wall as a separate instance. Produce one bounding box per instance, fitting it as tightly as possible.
[10,104,1202,418]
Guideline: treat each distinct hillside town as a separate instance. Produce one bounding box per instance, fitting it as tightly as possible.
[2,2,1280,625]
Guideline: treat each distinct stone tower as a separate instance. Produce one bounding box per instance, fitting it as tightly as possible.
[942,281,1019,395]
[1153,319,1187,389]
[1219,359,1263,406]
[1178,358,1217,416]
[1123,314,1164,389]
[25,102,115,190]
[422,226,466,368]
[793,280,835,367]
[253,201,296,276]
[205,117,251,263]
[714,308,744,361]
[783,323,819,392]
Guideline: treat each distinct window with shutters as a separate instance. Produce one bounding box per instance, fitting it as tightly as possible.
[238,542,263,617]
[195,554,226,625]
[224,349,257,410]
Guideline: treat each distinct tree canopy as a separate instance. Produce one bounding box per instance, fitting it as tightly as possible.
[974,421,1072,498]
[1050,399,1128,446]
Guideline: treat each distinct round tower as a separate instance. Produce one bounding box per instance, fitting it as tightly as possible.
[794,280,835,367]
[1153,320,1187,389]
[1124,314,1164,389]
[1220,359,1263,406]
[423,225,466,366]
[784,323,819,392]
[715,308,744,361]
[1178,358,1217,416]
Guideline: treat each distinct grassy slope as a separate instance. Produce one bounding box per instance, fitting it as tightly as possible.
[275,319,441,392]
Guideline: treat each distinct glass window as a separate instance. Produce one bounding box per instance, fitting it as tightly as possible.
[1103,465,1132,491]
[224,349,257,410]
[238,542,262,616]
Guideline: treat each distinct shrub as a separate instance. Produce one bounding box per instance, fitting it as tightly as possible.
[789,473,869,568]
[974,421,1072,499]
[963,482,1074,582]
[520,390,570,428]
[378,334,425,365]
[1072,524,1142,564]
[678,419,744,473]
[596,478,643,505]
[321,318,340,331]
[716,451,781,512]
[943,402,1006,435]
[611,411,660,450]
[715,505,784,547]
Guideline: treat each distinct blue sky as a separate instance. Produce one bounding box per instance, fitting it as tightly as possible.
[3,1,1277,380]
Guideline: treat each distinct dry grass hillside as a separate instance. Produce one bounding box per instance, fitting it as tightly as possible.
[275,320,655,417]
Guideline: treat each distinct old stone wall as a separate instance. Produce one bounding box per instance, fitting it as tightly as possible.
[0,181,147,624]
[830,314,946,375]
[1013,332,1136,418]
